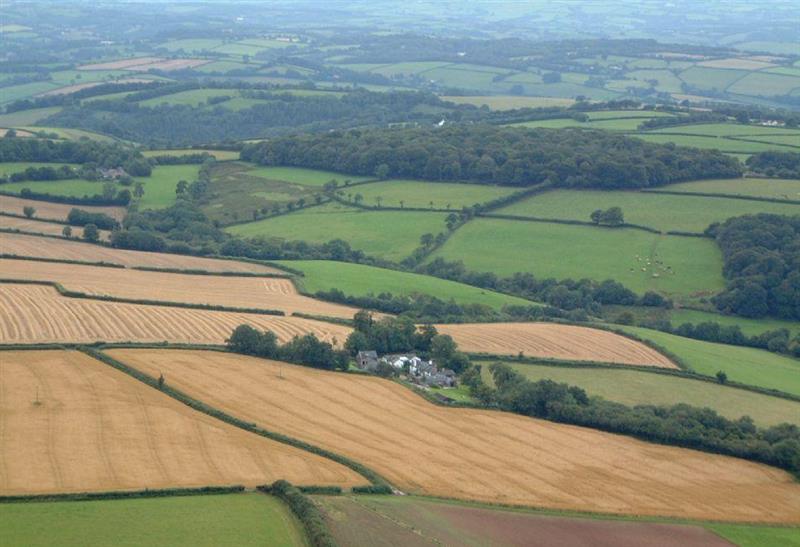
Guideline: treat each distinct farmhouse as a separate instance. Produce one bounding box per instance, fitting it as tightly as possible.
[356,350,378,371]
[99,167,129,180]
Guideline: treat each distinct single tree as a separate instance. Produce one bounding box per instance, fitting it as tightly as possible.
[176,180,188,195]
[399,200,404,209]
[62,226,72,238]
[354,193,363,205]
[134,181,145,199]
[420,233,435,248]
[375,163,390,180]
[590,209,603,224]
[102,182,116,201]
[375,196,383,208]
[716,370,728,384]
[157,373,165,389]
[23,206,35,219]
[82,223,99,243]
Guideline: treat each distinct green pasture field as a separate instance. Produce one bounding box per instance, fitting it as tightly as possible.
[625,69,686,93]
[422,66,504,91]
[584,110,676,120]
[0,161,77,176]
[280,259,534,309]
[479,361,799,426]
[316,495,798,547]
[159,38,225,52]
[431,219,725,297]
[632,133,795,153]
[678,66,749,91]
[239,38,301,49]
[351,179,518,209]
[50,70,129,85]
[441,96,575,109]
[648,123,800,137]
[18,126,119,143]
[496,189,800,233]
[765,66,800,78]
[83,90,139,102]
[511,117,660,131]
[212,43,266,57]
[0,106,62,126]
[202,162,317,224]
[516,82,622,100]
[617,325,800,396]
[504,72,545,85]
[142,149,239,161]
[195,60,251,73]
[0,178,109,197]
[216,97,271,111]
[370,61,451,76]
[728,72,800,96]
[660,177,800,200]
[135,164,201,209]
[734,41,800,55]
[744,134,800,148]
[244,165,373,187]
[139,88,241,107]
[227,203,447,261]
[1,493,306,547]
[0,81,59,104]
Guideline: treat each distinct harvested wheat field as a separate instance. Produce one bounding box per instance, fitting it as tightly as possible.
[0,217,110,240]
[111,349,800,523]
[435,322,675,367]
[0,350,364,495]
[0,284,351,345]
[78,56,163,70]
[0,195,125,222]
[0,232,280,273]
[0,259,358,318]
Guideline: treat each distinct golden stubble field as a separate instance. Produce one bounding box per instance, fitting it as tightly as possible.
[0,350,365,495]
[436,322,676,367]
[0,195,126,221]
[0,259,359,318]
[0,284,352,345]
[0,216,111,240]
[0,232,280,273]
[109,349,800,523]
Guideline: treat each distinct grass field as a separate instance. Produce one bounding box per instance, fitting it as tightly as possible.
[281,259,534,310]
[0,161,77,176]
[481,362,800,426]
[352,179,518,209]
[135,164,201,209]
[496,189,799,233]
[511,117,662,131]
[227,203,447,261]
[0,106,62,126]
[108,348,800,522]
[0,232,279,273]
[632,133,796,153]
[0,284,351,345]
[678,67,749,91]
[437,322,675,366]
[728,72,800,96]
[441,95,575,109]
[660,177,800,200]
[0,258,358,318]
[0,350,363,495]
[0,179,112,198]
[648,123,800,137]
[139,88,242,108]
[431,219,725,297]
[142,149,239,161]
[244,166,373,187]
[616,326,800,397]
[317,495,783,547]
[18,126,119,143]
[2,494,307,547]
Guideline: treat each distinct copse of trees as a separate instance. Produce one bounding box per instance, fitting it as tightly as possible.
[708,214,800,320]
[241,125,742,189]
[461,363,800,476]
[226,324,348,370]
[67,208,119,230]
[590,206,624,226]
[0,137,148,171]
[746,151,800,180]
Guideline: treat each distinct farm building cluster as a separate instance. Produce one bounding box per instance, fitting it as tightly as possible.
[356,351,456,387]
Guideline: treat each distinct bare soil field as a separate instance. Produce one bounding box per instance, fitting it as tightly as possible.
[111,349,800,523]
[0,195,125,221]
[0,350,364,495]
[317,496,735,547]
[0,217,110,240]
[0,129,34,137]
[435,322,675,367]
[0,259,358,318]
[0,284,351,345]
[0,232,281,273]
[77,57,163,70]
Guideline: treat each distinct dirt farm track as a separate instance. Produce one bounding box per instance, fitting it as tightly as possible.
[109,349,800,523]
[0,350,364,495]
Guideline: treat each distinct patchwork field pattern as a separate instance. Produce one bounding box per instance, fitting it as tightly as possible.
[435,322,676,367]
[0,284,351,345]
[0,259,358,318]
[0,350,364,495]
[109,349,800,523]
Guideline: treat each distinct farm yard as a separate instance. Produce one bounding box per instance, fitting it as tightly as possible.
[107,348,800,523]
[0,232,280,273]
[0,258,359,318]
[434,322,676,366]
[1,494,307,547]
[483,362,800,426]
[0,350,364,496]
[0,284,352,345]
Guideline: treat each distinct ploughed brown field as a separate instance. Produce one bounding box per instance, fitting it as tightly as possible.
[0,216,111,240]
[435,322,676,367]
[0,259,358,318]
[0,232,280,273]
[110,349,800,523]
[0,284,351,345]
[0,350,365,495]
[0,195,126,222]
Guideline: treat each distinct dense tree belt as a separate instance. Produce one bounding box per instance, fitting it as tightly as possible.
[711,214,800,321]
[746,151,800,179]
[242,125,742,189]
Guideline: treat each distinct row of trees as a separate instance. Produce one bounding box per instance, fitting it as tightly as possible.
[746,151,800,180]
[226,324,348,371]
[461,363,800,476]
[242,125,742,189]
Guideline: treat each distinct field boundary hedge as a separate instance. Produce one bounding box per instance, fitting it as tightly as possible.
[258,481,338,547]
[642,188,800,205]
[478,212,676,235]
[0,253,124,268]
[0,485,245,504]
[0,279,287,316]
[82,347,392,489]
[131,265,293,279]
[0,211,70,225]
